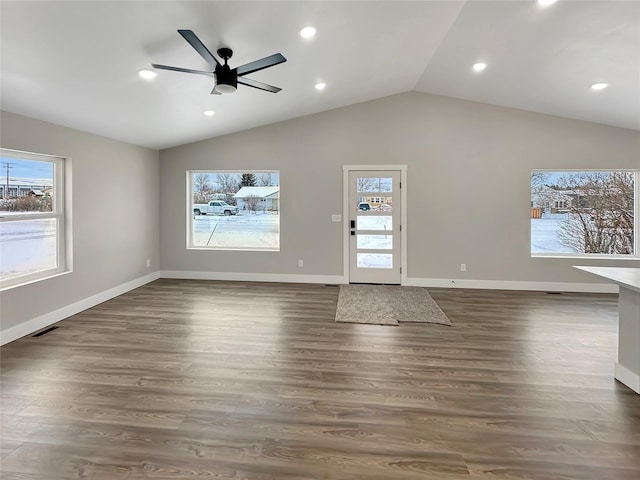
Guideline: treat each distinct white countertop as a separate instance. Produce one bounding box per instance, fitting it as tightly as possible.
[574,266,640,293]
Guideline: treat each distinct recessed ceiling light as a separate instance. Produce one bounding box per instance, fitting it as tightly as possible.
[538,0,558,6]
[472,62,487,72]
[591,82,608,91]
[138,69,157,80]
[299,26,316,39]
[315,82,326,91]
[203,110,215,117]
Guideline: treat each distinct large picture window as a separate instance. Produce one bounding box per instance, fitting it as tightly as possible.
[531,170,637,257]
[0,149,67,289]
[187,171,280,251]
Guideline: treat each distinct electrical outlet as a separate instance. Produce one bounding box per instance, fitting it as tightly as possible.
[460,263,466,272]
[298,259,304,268]
[146,259,151,268]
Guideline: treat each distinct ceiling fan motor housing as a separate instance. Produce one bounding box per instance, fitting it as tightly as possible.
[215,64,237,93]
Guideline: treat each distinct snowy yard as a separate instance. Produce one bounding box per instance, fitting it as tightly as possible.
[192,211,279,249]
[531,213,578,254]
[0,219,57,280]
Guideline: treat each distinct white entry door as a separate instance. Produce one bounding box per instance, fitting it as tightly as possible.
[348,170,401,284]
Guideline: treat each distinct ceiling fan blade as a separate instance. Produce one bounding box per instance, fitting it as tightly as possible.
[178,29,221,70]
[236,53,286,76]
[151,64,214,76]
[238,77,282,93]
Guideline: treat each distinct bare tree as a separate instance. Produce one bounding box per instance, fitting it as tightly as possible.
[558,171,634,254]
[215,173,240,193]
[356,177,377,192]
[215,173,240,205]
[258,173,272,186]
[193,173,213,203]
[244,195,261,214]
[531,171,549,189]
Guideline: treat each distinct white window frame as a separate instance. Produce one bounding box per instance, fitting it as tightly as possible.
[0,148,69,290]
[186,169,280,252]
[531,169,639,259]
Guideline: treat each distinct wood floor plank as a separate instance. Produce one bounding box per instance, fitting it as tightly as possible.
[2,279,639,479]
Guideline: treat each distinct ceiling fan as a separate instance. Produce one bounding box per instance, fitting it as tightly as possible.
[152,29,286,94]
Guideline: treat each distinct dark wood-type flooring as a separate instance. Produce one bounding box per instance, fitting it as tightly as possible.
[1,279,639,479]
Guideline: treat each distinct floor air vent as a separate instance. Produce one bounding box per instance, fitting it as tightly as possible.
[32,326,59,337]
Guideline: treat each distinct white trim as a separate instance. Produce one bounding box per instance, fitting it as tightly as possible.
[342,165,408,284]
[404,277,618,293]
[161,270,346,285]
[615,363,640,394]
[0,149,71,291]
[0,270,72,293]
[0,271,160,346]
[532,253,640,260]
[400,168,408,285]
[164,272,615,292]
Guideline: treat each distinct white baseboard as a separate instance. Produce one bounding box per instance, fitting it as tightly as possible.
[615,363,640,394]
[161,270,346,285]
[404,277,618,293]
[0,271,160,346]
[162,272,617,293]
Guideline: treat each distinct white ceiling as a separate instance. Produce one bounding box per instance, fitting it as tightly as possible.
[1,1,638,150]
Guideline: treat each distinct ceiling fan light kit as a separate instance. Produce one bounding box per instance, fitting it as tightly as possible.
[151,29,286,95]
[213,47,237,93]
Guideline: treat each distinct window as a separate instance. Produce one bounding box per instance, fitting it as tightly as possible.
[531,170,637,257]
[187,171,280,251]
[0,149,68,288]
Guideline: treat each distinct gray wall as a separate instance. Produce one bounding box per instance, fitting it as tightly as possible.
[0,111,160,333]
[160,91,639,283]
[1,91,638,336]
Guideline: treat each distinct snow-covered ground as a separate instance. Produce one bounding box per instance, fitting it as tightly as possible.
[356,216,393,267]
[357,215,392,231]
[531,213,578,254]
[357,253,393,268]
[0,219,57,280]
[192,211,279,249]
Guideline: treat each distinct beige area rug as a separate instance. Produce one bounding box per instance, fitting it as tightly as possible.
[335,284,451,326]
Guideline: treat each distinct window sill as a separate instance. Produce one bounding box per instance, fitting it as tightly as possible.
[0,270,71,292]
[532,253,639,261]
[187,246,280,252]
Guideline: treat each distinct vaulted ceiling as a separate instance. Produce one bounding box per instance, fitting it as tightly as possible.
[1,1,638,150]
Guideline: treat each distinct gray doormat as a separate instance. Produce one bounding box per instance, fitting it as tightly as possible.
[335,284,452,326]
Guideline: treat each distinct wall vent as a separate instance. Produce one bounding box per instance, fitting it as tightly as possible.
[32,326,59,337]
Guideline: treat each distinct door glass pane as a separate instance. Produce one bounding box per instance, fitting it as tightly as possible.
[378,178,392,192]
[357,253,393,268]
[0,218,57,281]
[357,216,392,231]
[356,177,393,193]
[357,235,392,250]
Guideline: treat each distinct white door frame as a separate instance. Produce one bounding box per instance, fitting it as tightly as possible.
[342,165,408,285]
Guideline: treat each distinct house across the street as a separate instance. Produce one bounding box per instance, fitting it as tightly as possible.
[234,186,279,212]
